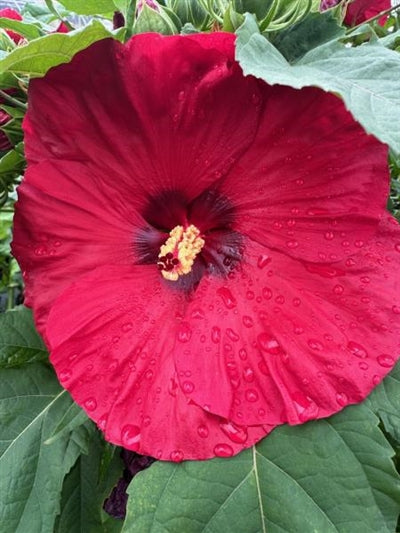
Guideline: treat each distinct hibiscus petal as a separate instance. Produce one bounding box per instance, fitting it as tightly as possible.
[12,160,147,336]
[24,33,261,204]
[175,216,400,426]
[46,265,267,460]
[219,84,389,263]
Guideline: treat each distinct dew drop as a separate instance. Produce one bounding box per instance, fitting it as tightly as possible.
[333,284,344,295]
[121,425,141,448]
[286,240,299,249]
[211,326,221,343]
[257,254,272,269]
[258,361,269,375]
[182,381,195,393]
[197,424,209,438]
[242,315,254,328]
[168,377,178,397]
[122,322,133,332]
[220,421,248,443]
[392,305,400,314]
[258,333,282,354]
[292,298,301,307]
[395,243,400,253]
[170,450,184,462]
[347,341,368,359]
[307,339,324,351]
[243,367,255,382]
[214,443,234,457]
[377,354,395,368]
[177,322,192,343]
[98,415,107,430]
[84,398,97,411]
[324,231,334,240]
[245,389,259,402]
[359,361,369,370]
[262,287,272,300]
[336,392,348,406]
[59,369,72,382]
[217,287,237,309]
[239,348,248,360]
[226,328,240,342]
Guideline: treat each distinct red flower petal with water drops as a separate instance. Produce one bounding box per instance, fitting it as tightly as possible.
[46,265,268,460]
[12,32,400,460]
[344,0,391,25]
[175,216,400,426]
[219,84,388,263]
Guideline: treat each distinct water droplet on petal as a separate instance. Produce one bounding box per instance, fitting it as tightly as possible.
[122,322,133,332]
[395,243,400,253]
[336,392,348,406]
[211,326,221,343]
[220,421,248,443]
[307,339,324,351]
[347,341,368,359]
[121,425,141,448]
[177,322,192,343]
[245,389,259,402]
[292,392,319,422]
[333,284,344,295]
[168,377,178,397]
[197,424,209,438]
[98,415,107,430]
[258,361,269,375]
[59,369,72,382]
[182,381,195,393]
[214,443,234,457]
[243,367,255,382]
[84,398,97,411]
[262,287,272,300]
[324,231,334,240]
[242,315,253,328]
[170,450,184,462]
[377,354,395,368]
[286,240,299,249]
[392,305,400,314]
[258,333,283,354]
[359,361,369,370]
[257,254,271,269]
[217,287,237,309]
[226,328,240,342]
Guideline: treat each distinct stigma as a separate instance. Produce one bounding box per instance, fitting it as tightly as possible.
[157,224,205,281]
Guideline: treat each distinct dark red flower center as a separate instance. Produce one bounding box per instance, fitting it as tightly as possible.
[136,189,242,289]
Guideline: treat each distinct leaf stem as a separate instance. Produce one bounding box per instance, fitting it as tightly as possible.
[0,90,27,110]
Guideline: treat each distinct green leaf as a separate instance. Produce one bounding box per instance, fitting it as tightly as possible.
[271,11,345,62]
[0,306,48,368]
[0,20,120,78]
[123,405,400,533]
[55,434,123,533]
[236,14,400,152]
[367,361,400,444]
[45,402,89,445]
[57,0,116,15]
[0,363,95,533]
[133,3,178,35]
[0,18,42,41]
[232,0,273,20]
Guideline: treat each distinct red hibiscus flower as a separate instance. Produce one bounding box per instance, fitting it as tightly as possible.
[12,33,400,461]
[0,8,23,44]
[344,0,391,25]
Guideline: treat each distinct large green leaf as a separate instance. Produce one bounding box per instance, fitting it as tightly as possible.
[0,306,48,368]
[55,434,123,533]
[123,404,400,533]
[0,363,94,533]
[57,0,115,15]
[367,361,400,444]
[0,20,120,78]
[236,15,400,152]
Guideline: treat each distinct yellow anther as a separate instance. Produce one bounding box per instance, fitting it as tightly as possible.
[158,224,205,281]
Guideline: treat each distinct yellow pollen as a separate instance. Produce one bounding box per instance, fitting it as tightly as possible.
[158,224,205,281]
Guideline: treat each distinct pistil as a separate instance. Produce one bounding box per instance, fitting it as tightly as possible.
[157,224,205,281]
